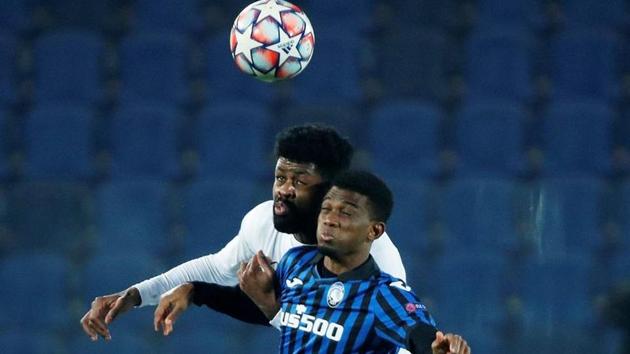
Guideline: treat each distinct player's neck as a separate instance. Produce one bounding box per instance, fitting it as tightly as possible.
[323,253,369,276]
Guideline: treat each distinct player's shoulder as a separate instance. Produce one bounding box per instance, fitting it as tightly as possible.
[240,200,275,231]
[376,273,414,294]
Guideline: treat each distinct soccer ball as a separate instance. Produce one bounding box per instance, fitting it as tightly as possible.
[230,0,315,82]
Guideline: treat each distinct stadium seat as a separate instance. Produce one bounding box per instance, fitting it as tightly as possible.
[155,304,255,351]
[0,253,70,330]
[423,253,508,342]
[474,0,545,30]
[6,182,90,254]
[0,108,8,178]
[368,100,441,179]
[437,178,520,254]
[301,0,374,29]
[0,0,31,34]
[195,101,271,179]
[375,0,460,31]
[38,0,114,30]
[94,180,173,256]
[278,103,365,150]
[33,30,104,105]
[520,177,605,259]
[204,34,275,104]
[372,28,451,101]
[517,255,594,330]
[0,33,16,105]
[131,0,203,34]
[23,104,94,180]
[291,26,363,104]
[386,178,434,263]
[69,333,154,354]
[549,29,619,100]
[109,103,180,179]
[618,180,630,253]
[454,100,526,177]
[560,0,627,30]
[119,32,190,105]
[541,99,612,177]
[180,179,256,258]
[0,330,62,354]
[464,27,534,102]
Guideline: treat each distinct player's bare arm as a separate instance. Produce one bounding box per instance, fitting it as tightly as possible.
[238,250,280,319]
[154,283,194,336]
[80,287,140,340]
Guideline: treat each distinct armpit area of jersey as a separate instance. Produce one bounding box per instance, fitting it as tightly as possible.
[191,282,270,326]
[405,322,438,354]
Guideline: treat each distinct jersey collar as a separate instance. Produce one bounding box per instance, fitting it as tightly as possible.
[310,252,381,281]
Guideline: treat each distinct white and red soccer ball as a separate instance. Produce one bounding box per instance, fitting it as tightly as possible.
[230,0,315,82]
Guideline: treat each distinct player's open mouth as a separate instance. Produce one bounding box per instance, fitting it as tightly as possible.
[274,201,289,215]
[319,231,334,241]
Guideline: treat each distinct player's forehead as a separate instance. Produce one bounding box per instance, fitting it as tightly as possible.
[275,157,320,177]
[322,186,369,210]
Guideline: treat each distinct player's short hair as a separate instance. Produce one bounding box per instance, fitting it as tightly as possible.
[274,124,353,180]
[331,170,393,223]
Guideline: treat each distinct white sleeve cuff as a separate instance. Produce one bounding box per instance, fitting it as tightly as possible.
[269,310,282,331]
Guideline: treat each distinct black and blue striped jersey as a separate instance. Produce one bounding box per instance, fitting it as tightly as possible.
[275,246,437,354]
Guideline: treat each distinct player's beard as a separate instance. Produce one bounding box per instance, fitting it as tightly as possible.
[273,183,329,242]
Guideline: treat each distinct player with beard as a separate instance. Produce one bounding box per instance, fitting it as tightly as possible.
[80,124,406,341]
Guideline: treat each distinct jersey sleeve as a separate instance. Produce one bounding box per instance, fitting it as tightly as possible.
[132,203,264,306]
[370,231,407,282]
[372,279,437,351]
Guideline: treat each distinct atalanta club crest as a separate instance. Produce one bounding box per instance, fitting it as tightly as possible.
[327,282,345,308]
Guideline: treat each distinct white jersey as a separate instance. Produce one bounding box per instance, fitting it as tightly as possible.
[134,200,406,306]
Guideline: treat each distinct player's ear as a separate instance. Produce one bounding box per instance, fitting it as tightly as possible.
[367,222,385,242]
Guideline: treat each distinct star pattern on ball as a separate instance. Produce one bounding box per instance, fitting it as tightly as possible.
[252,0,294,24]
[266,26,303,66]
[233,23,264,64]
[252,65,276,82]
[298,11,314,38]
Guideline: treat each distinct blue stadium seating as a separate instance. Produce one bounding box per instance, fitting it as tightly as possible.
[373,28,450,101]
[241,325,282,353]
[464,27,534,101]
[368,100,441,179]
[94,180,172,256]
[38,0,114,30]
[0,33,16,105]
[475,0,544,30]
[542,99,612,176]
[119,32,190,105]
[437,178,520,254]
[0,0,31,34]
[376,0,460,31]
[131,0,203,34]
[301,0,374,29]
[0,108,8,178]
[618,180,630,253]
[278,103,365,150]
[152,304,248,352]
[517,255,594,330]
[69,333,154,354]
[24,104,94,180]
[521,178,605,259]
[560,0,627,30]
[0,253,70,330]
[0,330,61,354]
[291,26,363,104]
[195,101,271,179]
[6,182,90,253]
[386,178,434,263]
[454,100,526,177]
[423,253,507,345]
[180,179,256,259]
[33,30,104,105]
[109,103,180,179]
[549,29,619,100]
[204,34,275,104]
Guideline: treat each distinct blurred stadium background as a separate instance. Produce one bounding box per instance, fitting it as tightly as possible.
[1,0,630,353]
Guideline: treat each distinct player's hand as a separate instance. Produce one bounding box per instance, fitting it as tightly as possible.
[154,283,194,336]
[431,331,470,354]
[80,287,140,341]
[238,250,278,319]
